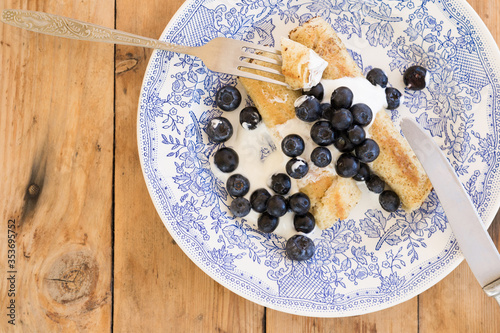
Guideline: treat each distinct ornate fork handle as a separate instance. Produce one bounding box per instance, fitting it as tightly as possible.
[2,9,196,56]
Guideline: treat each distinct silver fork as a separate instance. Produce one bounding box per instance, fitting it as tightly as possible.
[1,9,285,86]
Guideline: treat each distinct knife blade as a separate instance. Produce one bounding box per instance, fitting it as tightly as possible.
[400,117,500,305]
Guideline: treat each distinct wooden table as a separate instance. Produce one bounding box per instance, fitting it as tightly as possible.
[1,0,500,331]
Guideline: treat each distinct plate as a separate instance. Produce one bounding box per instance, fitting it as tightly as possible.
[137,0,500,316]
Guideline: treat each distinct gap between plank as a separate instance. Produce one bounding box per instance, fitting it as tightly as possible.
[417,295,420,333]
[262,307,266,333]
[110,1,117,332]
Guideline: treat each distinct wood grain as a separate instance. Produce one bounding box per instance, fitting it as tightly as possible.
[0,0,114,332]
[1,0,500,332]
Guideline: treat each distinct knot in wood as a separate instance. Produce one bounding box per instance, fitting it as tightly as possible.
[115,58,139,74]
[27,183,40,198]
[59,268,86,293]
[45,251,98,305]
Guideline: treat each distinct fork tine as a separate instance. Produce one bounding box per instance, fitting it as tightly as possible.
[242,52,282,66]
[236,39,281,55]
[239,42,282,66]
[236,70,287,86]
[198,37,286,86]
[239,61,283,76]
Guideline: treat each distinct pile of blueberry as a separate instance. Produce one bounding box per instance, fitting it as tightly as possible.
[206,85,317,261]
[289,68,405,212]
[254,174,317,261]
[204,64,428,262]
[206,86,253,215]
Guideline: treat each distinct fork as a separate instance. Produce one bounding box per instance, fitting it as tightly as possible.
[1,9,285,86]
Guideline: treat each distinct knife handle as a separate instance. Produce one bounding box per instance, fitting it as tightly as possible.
[483,278,500,306]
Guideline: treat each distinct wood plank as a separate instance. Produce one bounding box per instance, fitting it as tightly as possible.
[112,1,265,331]
[419,261,500,333]
[0,1,114,332]
[418,0,500,331]
[469,0,500,44]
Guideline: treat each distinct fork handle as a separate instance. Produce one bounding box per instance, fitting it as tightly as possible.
[1,9,196,56]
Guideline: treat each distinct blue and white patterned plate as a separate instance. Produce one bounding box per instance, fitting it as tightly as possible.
[138,0,500,316]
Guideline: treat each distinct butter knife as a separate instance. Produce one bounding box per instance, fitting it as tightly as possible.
[400,117,500,305]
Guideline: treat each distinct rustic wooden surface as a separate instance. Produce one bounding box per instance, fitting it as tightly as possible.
[1,0,499,332]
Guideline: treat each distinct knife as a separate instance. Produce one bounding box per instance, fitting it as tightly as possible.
[400,117,500,305]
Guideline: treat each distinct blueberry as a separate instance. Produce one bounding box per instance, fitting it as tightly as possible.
[281,134,305,157]
[258,212,279,233]
[288,192,310,215]
[347,125,366,146]
[366,68,388,88]
[226,174,250,197]
[303,82,324,100]
[366,174,385,194]
[333,131,355,153]
[353,162,370,182]
[335,153,360,178]
[270,173,291,195]
[286,235,315,261]
[350,103,373,127]
[311,146,332,167]
[310,121,335,146]
[294,212,315,233]
[355,138,380,163]
[331,86,353,109]
[295,95,321,122]
[320,103,334,120]
[385,87,402,110]
[330,108,353,131]
[403,65,427,90]
[379,190,401,212]
[230,197,251,217]
[215,85,241,111]
[214,147,239,173]
[286,158,309,179]
[206,117,233,143]
[239,106,261,130]
[267,195,288,217]
[250,188,271,213]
